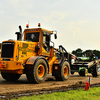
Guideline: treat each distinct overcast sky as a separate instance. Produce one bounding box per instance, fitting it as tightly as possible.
[0,0,100,52]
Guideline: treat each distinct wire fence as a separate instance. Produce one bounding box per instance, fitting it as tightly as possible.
[85,76,100,86]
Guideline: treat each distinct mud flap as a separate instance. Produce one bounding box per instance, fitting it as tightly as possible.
[24,56,49,74]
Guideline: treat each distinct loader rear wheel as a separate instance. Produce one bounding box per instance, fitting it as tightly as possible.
[26,59,48,83]
[55,61,70,81]
[1,72,21,81]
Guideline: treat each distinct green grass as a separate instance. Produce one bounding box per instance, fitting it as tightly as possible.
[12,87,100,100]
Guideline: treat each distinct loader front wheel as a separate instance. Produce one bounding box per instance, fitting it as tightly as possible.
[1,72,21,81]
[55,61,70,81]
[26,59,48,83]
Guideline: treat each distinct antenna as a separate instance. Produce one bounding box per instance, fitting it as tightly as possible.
[28,21,30,26]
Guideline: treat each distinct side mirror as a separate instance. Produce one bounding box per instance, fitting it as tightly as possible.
[52,30,57,39]
[54,34,57,39]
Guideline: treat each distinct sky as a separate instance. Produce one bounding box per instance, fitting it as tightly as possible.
[0,0,100,52]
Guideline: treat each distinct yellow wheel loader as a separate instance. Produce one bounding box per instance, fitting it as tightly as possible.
[0,23,71,83]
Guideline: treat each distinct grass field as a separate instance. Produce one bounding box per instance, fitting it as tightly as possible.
[12,86,100,100]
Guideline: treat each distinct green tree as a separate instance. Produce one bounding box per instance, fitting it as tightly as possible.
[72,48,100,59]
[83,50,92,57]
[93,50,100,59]
[72,48,83,57]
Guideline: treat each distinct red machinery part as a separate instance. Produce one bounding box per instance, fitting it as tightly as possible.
[85,82,89,90]
[0,62,2,68]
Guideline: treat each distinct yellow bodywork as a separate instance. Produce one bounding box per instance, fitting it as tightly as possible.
[0,28,57,74]
[0,40,38,74]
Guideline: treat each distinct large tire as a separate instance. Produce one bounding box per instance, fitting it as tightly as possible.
[71,72,74,75]
[79,69,88,76]
[92,63,100,77]
[54,61,70,81]
[79,71,85,76]
[1,72,21,81]
[26,59,48,83]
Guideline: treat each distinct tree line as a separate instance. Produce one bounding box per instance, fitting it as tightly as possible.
[72,48,100,59]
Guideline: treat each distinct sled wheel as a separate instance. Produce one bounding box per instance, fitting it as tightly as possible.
[71,72,74,75]
[79,69,88,76]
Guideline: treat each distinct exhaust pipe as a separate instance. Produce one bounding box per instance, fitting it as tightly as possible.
[15,25,22,40]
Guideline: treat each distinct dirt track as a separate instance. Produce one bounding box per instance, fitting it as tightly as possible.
[0,73,100,99]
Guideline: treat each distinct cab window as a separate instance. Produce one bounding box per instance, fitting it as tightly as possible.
[25,32,39,42]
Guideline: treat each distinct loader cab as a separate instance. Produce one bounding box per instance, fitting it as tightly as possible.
[23,23,56,57]
[24,28,52,56]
